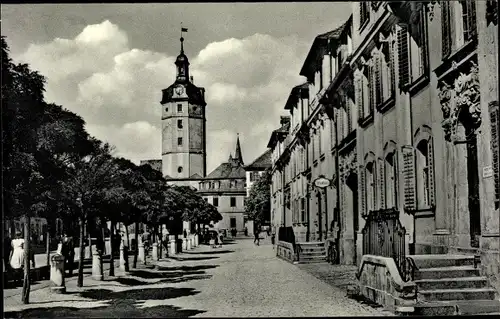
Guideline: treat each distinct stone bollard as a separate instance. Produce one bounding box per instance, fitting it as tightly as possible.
[194,234,199,246]
[138,243,145,264]
[50,253,66,294]
[57,242,63,254]
[182,238,187,251]
[152,243,158,261]
[187,238,192,250]
[169,240,177,255]
[85,245,92,259]
[119,242,129,273]
[92,251,103,281]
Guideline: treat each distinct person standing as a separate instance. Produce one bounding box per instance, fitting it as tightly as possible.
[61,233,75,276]
[9,231,25,285]
[244,227,248,237]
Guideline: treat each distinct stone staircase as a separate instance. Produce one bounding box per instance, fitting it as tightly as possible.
[404,254,500,316]
[296,242,326,264]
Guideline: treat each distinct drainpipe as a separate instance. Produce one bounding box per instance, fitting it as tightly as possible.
[334,108,341,261]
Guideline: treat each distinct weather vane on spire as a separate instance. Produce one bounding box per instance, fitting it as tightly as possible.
[179,23,188,53]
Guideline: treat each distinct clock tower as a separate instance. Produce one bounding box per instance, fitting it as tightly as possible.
[160,34,207,179]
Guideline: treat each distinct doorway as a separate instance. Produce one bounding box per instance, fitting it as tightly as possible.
[317,191,323,241]
[346,172,358,264]
[465,127,481,248]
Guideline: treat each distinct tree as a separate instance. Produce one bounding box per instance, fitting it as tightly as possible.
[244,169,271,227]
[2,36,47,304]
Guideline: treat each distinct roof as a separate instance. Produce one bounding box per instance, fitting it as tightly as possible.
[190,173,202,179]
[299,17,352,80]
[284,83,309,110]
[245,149,272,170]
[205,162,246,180]
[161,81,206,106]
[267,122,290,149]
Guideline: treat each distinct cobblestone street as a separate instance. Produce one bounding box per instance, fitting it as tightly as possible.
[4,238,387,317]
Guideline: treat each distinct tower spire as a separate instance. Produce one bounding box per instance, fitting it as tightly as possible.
[233,133,243,165]
[175,24,190,83]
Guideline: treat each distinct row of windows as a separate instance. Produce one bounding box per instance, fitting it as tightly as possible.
[362,138,435,216]
[207,197,237,207]
[201,180,242,190]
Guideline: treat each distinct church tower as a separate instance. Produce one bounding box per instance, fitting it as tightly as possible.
[160,31,207,179]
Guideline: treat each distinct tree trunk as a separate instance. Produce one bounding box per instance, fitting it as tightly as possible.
[45,221,51,267]
[77,218,85,287]
[133,221,139,268]
[21,216,31,304]
[88,224,92,257]
[125,224,130,248]
[109,220,115,277]
[159,225,163,259]
[98,218,104,279]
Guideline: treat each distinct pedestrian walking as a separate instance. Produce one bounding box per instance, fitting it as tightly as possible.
[218,233,224,248]
[244,227,248,237]
[4,234,12,272]
[254,230,260,246]
[61,232,75,276]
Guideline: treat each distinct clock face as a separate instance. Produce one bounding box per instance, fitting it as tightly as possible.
[175,85,184,95]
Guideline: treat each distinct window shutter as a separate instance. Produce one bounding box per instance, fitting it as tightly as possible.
[397,24,410,88]
[338,109,344,139]
[372,161,377,209]
[378,158,385,209]
[402,146,417,211]
[359,165,367,217]
[367,64,374,113]
[346,94,352,133]
[394,150,399,208]
[441,1,452,58]
[490,101,499,204]
[389,40,396,95]
[356,77,364,119]
[375,54,382,105]
[427,137,436,207]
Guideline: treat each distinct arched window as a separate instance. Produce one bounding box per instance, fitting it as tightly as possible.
[385,152,398,208]
[366,161,376,212]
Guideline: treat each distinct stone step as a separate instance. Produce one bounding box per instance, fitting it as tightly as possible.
[295,259,327,264]
[410,254,475,269]
[415,266,480,280]
[300,249,326,256]
[412,300,500,316]
[299,254,327,259]
[455,300,500,315]
[415,276,489,290]
[297,242,324,247]
[418,288,497,301]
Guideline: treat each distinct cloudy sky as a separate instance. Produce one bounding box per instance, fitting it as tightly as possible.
[2,3,351,173]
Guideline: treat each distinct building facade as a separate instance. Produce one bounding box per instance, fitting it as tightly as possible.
[269,1,499,290]
[197,137,247,233]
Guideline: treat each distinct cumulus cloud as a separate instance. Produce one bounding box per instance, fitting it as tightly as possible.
[16,20,308,171]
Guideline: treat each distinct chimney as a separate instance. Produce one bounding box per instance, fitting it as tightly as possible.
[190,76,194,83]
[280,116,290,126]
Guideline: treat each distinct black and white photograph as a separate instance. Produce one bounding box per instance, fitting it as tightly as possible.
[2,1,499,317]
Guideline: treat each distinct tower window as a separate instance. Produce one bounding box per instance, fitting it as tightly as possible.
[213,197,219,207]
[230,197,236,207]
[165,107,169,112]
[177,166,183,173]
[177,104,183,112]
[177,137,183,146]
[177,119,183,129]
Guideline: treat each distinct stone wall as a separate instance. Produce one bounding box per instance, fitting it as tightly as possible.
[276,241,296,263]
[357,255,416,312]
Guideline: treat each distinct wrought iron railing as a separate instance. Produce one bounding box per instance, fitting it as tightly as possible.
[361,208,416,282]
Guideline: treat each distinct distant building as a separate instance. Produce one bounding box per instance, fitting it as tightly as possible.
[197,136,247,233]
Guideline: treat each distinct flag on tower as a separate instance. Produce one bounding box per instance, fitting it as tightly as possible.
[181,27,188,32]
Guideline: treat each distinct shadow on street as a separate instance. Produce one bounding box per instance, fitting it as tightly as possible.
[4,287,205,318]
[168,255,219,261]
[128,269,206,279]
[156,264,219,272]
[184,250,234,255]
